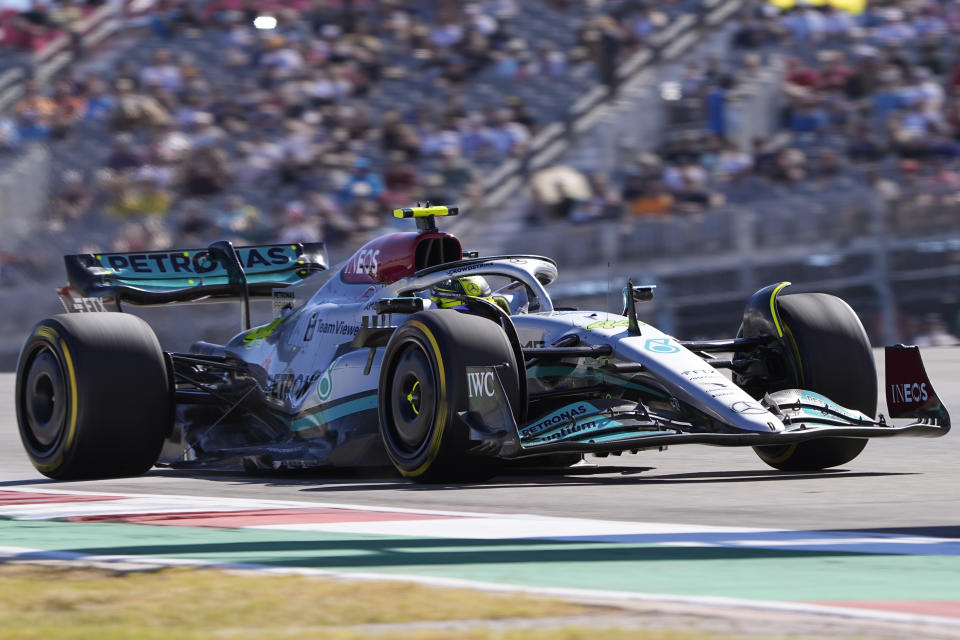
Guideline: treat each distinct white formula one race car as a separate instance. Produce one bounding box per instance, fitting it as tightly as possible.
[16,205,950,481]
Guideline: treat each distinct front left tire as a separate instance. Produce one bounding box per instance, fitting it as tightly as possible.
[16,313,171,480]
[377,309,521,482]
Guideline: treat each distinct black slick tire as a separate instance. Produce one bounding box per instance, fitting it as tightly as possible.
[754,293,876,471]
[15,313,171,480]
[378,309,520,482]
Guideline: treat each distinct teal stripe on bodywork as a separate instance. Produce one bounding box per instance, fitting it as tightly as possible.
[115,276,230,288]
[114,271,303,290]
[290,394,378,432]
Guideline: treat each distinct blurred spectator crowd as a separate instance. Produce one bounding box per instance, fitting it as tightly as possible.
[529,0,960,236]
[1,0,104,53]
[0,0,691,256]
[3,0,524,252]
[2,0,959,346]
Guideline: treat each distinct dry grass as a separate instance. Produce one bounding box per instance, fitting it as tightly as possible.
[0,564,752,640]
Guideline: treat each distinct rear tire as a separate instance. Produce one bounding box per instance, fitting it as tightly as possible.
[753,293,876,471]
[16,313,171,480]
[378,310,520,482]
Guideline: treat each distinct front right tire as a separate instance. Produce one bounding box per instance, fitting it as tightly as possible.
[751,293,876,471]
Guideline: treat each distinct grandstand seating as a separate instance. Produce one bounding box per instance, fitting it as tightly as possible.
[0,0,734,270]
[1,0,959,348]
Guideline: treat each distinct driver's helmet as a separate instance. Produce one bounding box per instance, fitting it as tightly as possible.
[430,276,493,308]
[430,275,512,314]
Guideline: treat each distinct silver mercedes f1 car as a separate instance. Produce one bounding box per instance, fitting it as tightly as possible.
[16,205,950,481]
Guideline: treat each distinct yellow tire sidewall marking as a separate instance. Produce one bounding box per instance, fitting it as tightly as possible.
[30,327,76,473]
[757,443,798,464]
[769,282,790,338]
[34,326,58,342]
[769,282,805,385]
[402,321,446,477]
[60,339,79,452]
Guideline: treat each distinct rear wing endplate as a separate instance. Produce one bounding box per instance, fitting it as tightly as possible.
[58,242,326,311]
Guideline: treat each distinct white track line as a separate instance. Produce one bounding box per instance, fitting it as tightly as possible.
[0,486,765,536]
[3,487,960,553]
[0,486,541,518]
[3,486,960,629]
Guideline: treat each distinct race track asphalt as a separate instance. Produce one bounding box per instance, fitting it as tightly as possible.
[1,348,958,531]
[3,349,960,638]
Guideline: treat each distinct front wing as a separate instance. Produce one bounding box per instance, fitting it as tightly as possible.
[461,346,950,459]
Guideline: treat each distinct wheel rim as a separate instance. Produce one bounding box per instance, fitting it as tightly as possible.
[389,345,437,451]
[22,347,68,454]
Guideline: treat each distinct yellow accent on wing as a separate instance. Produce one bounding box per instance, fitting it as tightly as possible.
[243,317,284,344]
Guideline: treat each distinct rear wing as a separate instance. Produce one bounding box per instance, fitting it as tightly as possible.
[58,242,326,312]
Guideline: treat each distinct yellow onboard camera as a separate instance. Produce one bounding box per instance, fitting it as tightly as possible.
[393,205,459,232]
